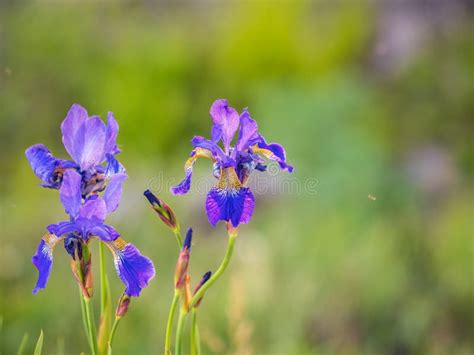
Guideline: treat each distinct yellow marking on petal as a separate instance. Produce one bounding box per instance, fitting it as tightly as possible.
[41,233,62,257]
[251,144,279,161]
[216,167,242,190]
[183,148,216,173]
[108,237,128,252]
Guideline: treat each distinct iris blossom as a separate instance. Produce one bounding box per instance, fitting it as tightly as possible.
[171,99,293,227]
[32,170,155,296]
[25,104,124,194]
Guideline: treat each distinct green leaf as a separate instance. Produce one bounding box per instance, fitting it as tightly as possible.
[34,330,43,355]
[16,333,29,355]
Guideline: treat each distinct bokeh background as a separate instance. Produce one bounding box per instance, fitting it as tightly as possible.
[1,1,473,354]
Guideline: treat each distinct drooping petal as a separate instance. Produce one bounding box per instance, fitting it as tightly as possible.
[253,136,294,172]
[104,111,120,156]
[73,116,107,171]
[25,144,68,188]
[106,237,155,297]
[171,147,216,195]
[89,224,120,241]
[236,110,260,152]
[61,104,88,161]
[103,173,127,213]
[205,167,255,227]
[79,197,107,222]
[47,221,78,236]
[192,136,234,167]
[209,99,240,151]
[32,234,63,294]
[60,169,83,218]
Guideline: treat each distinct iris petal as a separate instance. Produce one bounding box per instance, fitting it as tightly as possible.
[59,170,82,218]
[103,173,127,213]
[73,116,107,171]
[25,144,60,187]
[205,168,255,227]
[106,237,155,297]
[61,104,88,162]
[104,111,119,156]
[171,147,216,195]
[79,198,107,223]
[253,136,293,172]
[32,234,63,294]
[209,99,240,151]
[236,110,260,152]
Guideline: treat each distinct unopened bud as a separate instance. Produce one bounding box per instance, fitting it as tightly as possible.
[193,271,212,308]
[116,293,131,318]
[174,228,192,289]
[144,190,179,232]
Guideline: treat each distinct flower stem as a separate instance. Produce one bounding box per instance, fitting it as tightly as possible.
[83,297,99,355]
[190,309,200,355]
[164,290,180,355]
[79,288,91,347]
[173,229,183,249]
[99,243,108,314]
[174,308,187,355]
[107,316,121,354]
[188,232,237,308]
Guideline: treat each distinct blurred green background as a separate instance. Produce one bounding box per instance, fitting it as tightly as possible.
[1,1,473,354]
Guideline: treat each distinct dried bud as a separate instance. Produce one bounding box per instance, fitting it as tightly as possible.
[174,228,192,289]
[193,271,212,308]
[144,190,179,232]
[116,293,131,318]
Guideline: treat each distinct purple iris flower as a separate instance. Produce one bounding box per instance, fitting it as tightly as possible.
[25,104,125,194]
[32,170,155,297]
[171,99,293,228]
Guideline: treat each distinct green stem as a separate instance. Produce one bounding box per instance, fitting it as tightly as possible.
[189,233,237,308]
[190,309,200,355]
[84,298,99,355]
[175,309,187,355]
[108,317,121,352]
[99,243,108,314]
[173,229,183,249]
[79,288,90,346]
[164,291,180,355]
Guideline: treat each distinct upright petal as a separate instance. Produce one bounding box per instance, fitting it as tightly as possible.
[205,167,255,227]
[105,154,126,177]
[60,170,82,218]
[25,144,60,187]
[104,111,120,156]
[32,234,63,294]
[80,197,107,222]
[171,147,216,195]
[73,117,107,171]
[103,173,128,213]
[61,104,88,161]
[209,99,239,151]
[106,238,155,297]
[236,110,260,152]
[253,136,294,172]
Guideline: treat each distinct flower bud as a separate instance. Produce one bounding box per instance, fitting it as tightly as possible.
[144,190,179,232]
[116,293,131,318]
[193,271,212,308]
[174,228,192,289]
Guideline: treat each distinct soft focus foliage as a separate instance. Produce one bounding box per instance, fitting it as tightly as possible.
[1,1,472,354]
